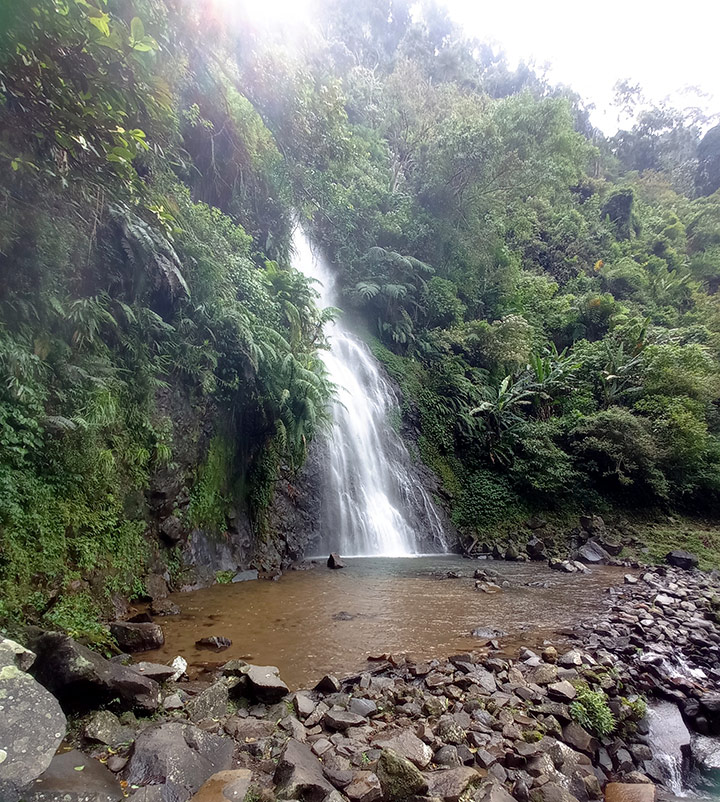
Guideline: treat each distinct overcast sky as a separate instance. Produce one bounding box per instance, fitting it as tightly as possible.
[443,0,719,133]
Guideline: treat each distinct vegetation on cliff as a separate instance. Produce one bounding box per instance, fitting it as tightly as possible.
[1,0,720,634]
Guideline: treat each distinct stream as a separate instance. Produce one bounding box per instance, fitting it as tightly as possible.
[143,556,627,688]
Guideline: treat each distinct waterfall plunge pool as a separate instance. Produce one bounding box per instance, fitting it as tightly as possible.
[142,555,627,688]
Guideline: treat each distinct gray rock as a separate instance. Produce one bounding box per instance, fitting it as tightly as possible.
[144,573,169,601]
[372,729,433,768]
[547,681,577,703]
[345,771,383,802]
[666,550,698,570]
[150,599,181,616]
[424,766,481,802]
[0,660,66,797]
[109,622,164,652]
[561,722,596,756]
[244,665,289,702]
[186,680,229,722]
[195,636,232,651]
[123,722,233,802]
[163,693,184,711]
[232,570,259,583]
[83,710,134,747]
[131,662,177,682]
[574,541,611,565]
[274,738,336,800]
[0,637,36,671]
[376,749,428,800]
[315,675,341,693]
[294,692,316,719]
[324,710,366,730]
[434,745,462,766]
[349,697,377,718]
[25,628,159,712]
[21,749,122,802]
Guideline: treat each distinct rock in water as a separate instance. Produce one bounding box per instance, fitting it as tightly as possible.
[109,622,165,652]
[0,638,67,799]
[189,769,252,802]
[24,628,159,712]
[666,550,699,570]
[195,636,232,651]
[123,722,233,800]
[327,553,346,569]
[20,749,123,802]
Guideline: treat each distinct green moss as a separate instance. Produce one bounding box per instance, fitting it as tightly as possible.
[623,518,720,570]
[215,570,235,584]
[188,435,234,534]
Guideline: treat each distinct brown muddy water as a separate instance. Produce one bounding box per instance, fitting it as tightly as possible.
[142,556,627,689]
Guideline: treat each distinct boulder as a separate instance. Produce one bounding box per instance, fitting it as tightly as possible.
[324,710,366,730]
[666,550,698,570]
[20,749,123,802]
[327,553,346,569]
[145,574,169,600]
[186,680,230,722]
[345,771,383,802]
[315,674,341,693]
[0,645,67,799]
[189,769,252,802]
[131,661,178,682]
[547,681,577,703]
[424,766,480,802]
[123,722,234,802]
[561,722,596,756]
[83,710,134,747]
[244,665,289,702]
[690,734,720,783]
[25,628,159,712]
[109,622,165,652]
[574,540,611,565]
[159,515,184,544]
[526,537,548,560]
[349,697,377,717]
[372,729,433,768]
[376,749,428,800]
[232,570,259,583]
[274,738,336,800]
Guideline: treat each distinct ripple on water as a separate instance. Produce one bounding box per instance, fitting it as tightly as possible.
[141,555,627,688]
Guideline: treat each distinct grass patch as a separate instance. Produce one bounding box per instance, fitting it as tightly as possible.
[624,516,720,570]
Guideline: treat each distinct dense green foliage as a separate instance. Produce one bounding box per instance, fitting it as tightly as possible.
[1,0,720,633]
[0,0,333,630]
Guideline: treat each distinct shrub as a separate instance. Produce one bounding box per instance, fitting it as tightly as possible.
[570,685,616,737]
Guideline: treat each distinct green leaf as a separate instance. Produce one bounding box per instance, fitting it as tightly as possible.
[130,17,145,41]
[87,13,111,37]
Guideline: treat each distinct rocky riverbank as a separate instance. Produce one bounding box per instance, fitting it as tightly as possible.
[1,557,718,802]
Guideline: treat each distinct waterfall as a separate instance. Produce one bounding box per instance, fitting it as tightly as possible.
[291,228,447,557]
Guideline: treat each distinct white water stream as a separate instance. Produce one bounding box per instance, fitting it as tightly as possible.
[291,228,446,557]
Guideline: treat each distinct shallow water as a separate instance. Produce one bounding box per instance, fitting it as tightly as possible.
[142,556,627,688]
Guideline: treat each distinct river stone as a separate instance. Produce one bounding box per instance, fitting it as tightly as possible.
[84,710,134,747]
[186,680,230,722]
[424,766,481,802]
[315,674,341,693]
[372,729,433,768]
[349,697,377,717]
[324,710,366,730]
[327,553,345,569]
[189,768,252,801]
[25,628,159,712]
[474,782,518,802]
[196,636,232,651]
[547,681,577,703]
[109,622,165,652]
[21,749,123,802]
[123,722,233,802]
[434,745,462,766]
[131,662,177,682]
[274,738,336,800]
[666,550,698,570]
[244,665,289,701]
[561,722,596,756]
[690,734,720,780]
[0,661,66,798]
[145,573,169,600]
[376,748,428,800]
[345,771,383,802]
[574,540,611,564]
[150,599,181,616]
[232,570,259,583]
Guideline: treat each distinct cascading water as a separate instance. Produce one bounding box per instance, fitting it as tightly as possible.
[291,228,446,557]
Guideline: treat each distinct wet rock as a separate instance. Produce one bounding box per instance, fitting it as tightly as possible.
[475,582,503,593]
[327,553,346,569]
[542,646,558,664]
[25,628,159,712]
[159,515,184,544]
[372,729,433,769]
[604,784,657,802]
[189,768,252,802]
[561,722,596,756]
[324,710,366,730]
[424,766,480,802]
[244,665,289,702]
[349,697,378,717]
[690,734,720,781]
[195,636,232,651]
[150,599,181,616]
[471,627,508,642]
[110,622,165,652]
[123,722,234,802]
[376,748,428,800]
[186,680,230,722]
[527,538,548,561]
[345,771,383,802]
[0,647,66,799]
[535,782,582,802]
[624,574,638,585]
[83,710,134,747]
[232,569,259,583]
[20,749,123,802]
[274,738,336,800]
[333,611,355,621]
[666,550,698,570]
[295,692,316,719]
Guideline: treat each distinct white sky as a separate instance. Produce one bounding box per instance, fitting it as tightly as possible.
[229,0,720,134]
[443,0,720,133]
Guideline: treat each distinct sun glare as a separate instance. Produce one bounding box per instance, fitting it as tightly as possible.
[206,0,314,33]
